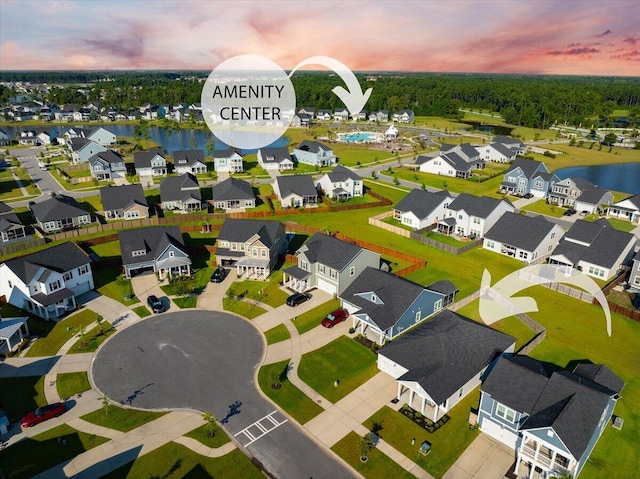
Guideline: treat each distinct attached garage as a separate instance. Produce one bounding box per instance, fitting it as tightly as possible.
[317,278,337,295]
[480,418,519,449]
[71,281,92,295]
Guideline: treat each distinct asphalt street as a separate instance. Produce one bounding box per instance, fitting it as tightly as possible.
[91,310,354,479]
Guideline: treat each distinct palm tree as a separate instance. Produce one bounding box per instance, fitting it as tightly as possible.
[202,411,219,438]
[359,433,375,462]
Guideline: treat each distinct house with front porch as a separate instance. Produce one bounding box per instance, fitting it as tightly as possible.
[483,212,564,263]
[30,195,93,233]
[607,194,640,223]
[547,176,595,207]
[68,138,106,164]
[492,135,528,155]
[118,226,191,279]
[211,177,256,211]
[316,165,363,200]
[257,147,294,171]
[100,184,149,220]
[0,242,94,320]
[160,173,203,213]
[134,149,167,177]
[0,201,27,244]
[478,142,518,163]
[212,148,244,173]
[548,218,637,280]
[500,158,558,198]
[439,193,514,238]
[273,175,318,208]
[0,316,30,355]
[215,219,286,279]
[416,151,476,178]
[340,267,454,345]
[574,187,614,215]
[316,109,332,121]
[282,233,380,296]
[479,355,624,479]
[393,189,454,230]
[89,150,127,181]
[629,251,640,291]
[379,309,515,422]
[334,108,350,121]
[293,140,337,167]
[173,150,207,175]
[393,109,414,123]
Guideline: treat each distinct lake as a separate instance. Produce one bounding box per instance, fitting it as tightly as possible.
[555,162,640,195]
[462,120,513,136]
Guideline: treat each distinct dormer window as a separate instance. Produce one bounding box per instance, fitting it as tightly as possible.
[132,249,146,257]
[168,251,174,258]
[371,294,377,302]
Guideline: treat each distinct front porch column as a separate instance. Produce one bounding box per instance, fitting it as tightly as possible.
[433,404,439,422]
[421,396,426,415]
[409,389,415,408]
[379,329,384,345]
[528,461,534,479]
[396,382,403,401]
[22,321,29,336]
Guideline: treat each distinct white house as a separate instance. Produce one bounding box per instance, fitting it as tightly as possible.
[478,143,518,163]
[173,150,207,175]
[293,140,337,167]
[440,193,515,238]
[607,194,640,223]
[257,147,294,171]
[134,149,167,177]
[316,165,363,200]
[212,149,244,173]
[574,187,614,215]
[393,189,453,230]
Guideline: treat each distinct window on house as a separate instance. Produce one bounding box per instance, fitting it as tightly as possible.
[485,240,494,248]
[415,311,421,322]
[49,280,62,292]
[551,232,555,239]
[301,261,308,271]
[78,265,89,275]
[371,294,377,303]
[519,251,528,259]
[554,454,570,469]
[8,280,12,288]
[496,403,516,422]
[473,217,481,224]
[458,387,464,398]
[252,248,258,256]
[64,271,73,281]
[330,269,337,279]
[350,266,355,276]
[534,180,543,188]
[434,299,443,311]
[231,243,237,251]
[132,250,146,257]
[634,276,640,286]
[318,264,325,274]
[168,251,174,258]
[261,249,267,257]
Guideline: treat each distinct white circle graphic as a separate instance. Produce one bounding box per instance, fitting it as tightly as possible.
[201,55,296,150]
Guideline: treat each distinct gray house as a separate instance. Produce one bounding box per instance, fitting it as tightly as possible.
[479,355,624,479]
[68,138,106,164]
[293,140,337,167]
[629,251,640,292]
[574,187,614,215]
[316,165,364,200]
[89,150,127,181]
[211,177,256,211]
[500,158,558,198]
[118,226,191,279]
[273,175,318,208]
[134,149,167,177]
[173,150,206,175]
[160,173,203,213]
[282,233,380,295]
[340,267,453,345]
[100,184,149,220]
[0,201,27,244]
[608,193,640,223]
[378,310,515,421]
[30,195,92,233]
[548,176,595,207]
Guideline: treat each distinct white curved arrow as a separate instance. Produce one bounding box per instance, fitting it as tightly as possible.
[288,56,372,116]
[480,264,612,336]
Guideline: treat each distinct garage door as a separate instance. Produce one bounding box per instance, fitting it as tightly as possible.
[72,281,91,295]
[317,278,337,295]
[481,418,519,449]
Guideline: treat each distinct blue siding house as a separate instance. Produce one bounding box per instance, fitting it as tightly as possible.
[293,140,337,167]
[479,355,624,478]
[500,158,558,198]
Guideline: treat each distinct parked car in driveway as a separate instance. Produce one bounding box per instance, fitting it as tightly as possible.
[523,193,534,199]
[147,295,164,313]
[580,210,590,216]
[321,309,348,328]
[563,208,576,216]
[286,292,311,307]
[210,267,227,283]
[21,402,65,427]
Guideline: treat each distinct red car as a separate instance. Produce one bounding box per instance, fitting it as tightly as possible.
[21,402,65,428]
[321,309,349,328]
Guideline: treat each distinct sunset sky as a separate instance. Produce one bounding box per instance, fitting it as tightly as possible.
[1,0,638,75]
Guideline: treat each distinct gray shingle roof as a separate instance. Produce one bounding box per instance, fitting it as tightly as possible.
[30,195,90,223]
[447,193,511,219]
[212,177,255,202]
[298,233,366,271]
[160,173,202,203]
[211,148,240,159]
[88,150,124,166]
[326,165,362,183]
[564,176,595,191]
[217,219,284,249]
[134,148,166,168]
[0,201,12,215]
[441,152,474,171]
[295,140,331,154]
[173,149,204,166]
[379,310,515,405]
[576,186,611,205]
[395,189,452,220]
[3,242,91,284]
[484,212,557,251]
[68,138,93,152]
[493,135,525,146]
[573,363,625,393]
[490,142,517,158]
[504,158,545,178]
[426,280,458,296]
[100,184,148,212]
[118,226,187,266]
[275,175,317,198]
[259,147,291,164]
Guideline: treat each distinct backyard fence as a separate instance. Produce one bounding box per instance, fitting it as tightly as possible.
[409,232,483,255]
[0,237,46,257]
[368,211,411,238]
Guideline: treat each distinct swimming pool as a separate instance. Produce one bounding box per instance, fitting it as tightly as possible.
[338,131,381,143]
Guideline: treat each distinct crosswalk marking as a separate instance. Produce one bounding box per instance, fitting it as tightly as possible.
[234,411,288,447]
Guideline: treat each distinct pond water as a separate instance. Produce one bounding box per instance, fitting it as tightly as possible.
[555,162,640,195]
[461,120,513,136]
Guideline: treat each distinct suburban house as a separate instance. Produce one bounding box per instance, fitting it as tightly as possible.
[340,267,455,345]
[273,175,318,208]
[68,138,106,164]
[393,189,454,230]
[298,107,316,119]
[478,143,518,163]
[0,127,10,146]
[547,176,595,207]
[211,177,256,211]
[293,140,337,167]
[316,165,363,200]
[291,113,312,128]
[334,107,350,121]
[371,110,390,122]
[393,109,414,123]
[160,173,203,213]
[379,310,515,421]
[89,150,127,181]
[574,187,614,215]
[548,218,637,280]
[134,149,167,177]
[483,212,565,263]
[416,148,478,179]
[282,233,380,295]
[316,109,332,121]
[0,242,94,320]
[173,150,207,175]
[607,194,640,223]
[439,193,514,238]
[85,126,116,146]
[0,201,27,244]
[479,355,624,479]
[118,226,191,279]
[257,147,294,171]
[215,219,286,279]
[100,184,149,220]
[30,195,93,233]
[492,135,528,155]
[212,148,244,173]
[500,158,558,198]
[628,251,640,291]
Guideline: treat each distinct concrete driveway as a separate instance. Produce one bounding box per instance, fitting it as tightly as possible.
[443,434,515,479]
[91,310,354,479]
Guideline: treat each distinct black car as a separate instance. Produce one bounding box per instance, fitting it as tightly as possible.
[210,267,227,283]
[286,292,311,307]
[147,295,164,313]
[563,208,577,216]
[523,193,534,199]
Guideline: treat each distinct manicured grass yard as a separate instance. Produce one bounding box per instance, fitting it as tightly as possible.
[26,309,100,357]
[160,263,214,296]
[184,423,230,449]
[258,360,324,424]
[589,216,637,233]
[391,168,505,198]
[101,442,263,479]
[363,390,481,479]
[67,323,116,353]
[298,336,378,403]
[0,376,46,420]
[222,298,267,319]
[173,296,198,308]
[0,424,109,479]
[228,278,290,308]
[81,404,167,433]
[56,372,92,399]
[421,230,470,247]
[93,267,138,306]
[132,305,151,318]
[89,240,121,258]
[522,199,566,217]
[331,431,415,479]
[264,323,291,344]
[291,298,341,335]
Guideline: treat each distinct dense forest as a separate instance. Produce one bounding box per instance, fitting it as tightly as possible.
[1,71,639,129]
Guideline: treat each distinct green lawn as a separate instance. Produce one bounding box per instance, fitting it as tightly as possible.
[381,215,414,231]
[160,263,214,296]
[539,143,640,171]
[298,336,378,403]
[25,309,99,357]
[184,423,230,449]
[364,390,481,479]
[101,442,263,479]
[228,278,290,308]
[0,424,109,479]
[81,404,167,433]
[222,298,267,319]
[56,372,92,399]
[132,305,151,318]
[0,168,25,201]
[258,360,324,424]
[522,200,566,217]
[13,166,40,196]
[76,194,104,214]
[599,217,637,233]
[50,167,111,191]
[416,116,472,131]
[291,298,341,335]
[173,296,198,308]
[421,230,470,247]
[93,267,138,306]
[264,323,291,344]
[89,240,121,258]
[331,431,415,479]
[391,167,506,198]
[67,323,116,354]
[0,376,46,420]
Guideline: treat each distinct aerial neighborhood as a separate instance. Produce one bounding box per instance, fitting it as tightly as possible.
[0,76,638,479]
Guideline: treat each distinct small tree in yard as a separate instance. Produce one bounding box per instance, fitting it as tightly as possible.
[359,432,375,462]
[102,392,110,416]
[202,410,219,438]
[96,314,104,334]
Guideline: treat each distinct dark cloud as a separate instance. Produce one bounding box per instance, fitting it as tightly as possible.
[546,46,599,56]
[83,32,144,62]
[623,36,640,45]
[596,29,611,37]
[611,49,640,61]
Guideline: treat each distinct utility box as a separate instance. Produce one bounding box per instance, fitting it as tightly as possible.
[0,410,9,435]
